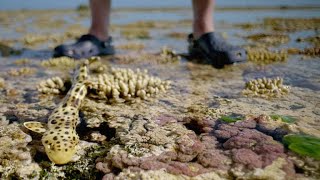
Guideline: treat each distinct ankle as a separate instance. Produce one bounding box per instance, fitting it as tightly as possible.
[193,22,214,39]
[89,28,108,41]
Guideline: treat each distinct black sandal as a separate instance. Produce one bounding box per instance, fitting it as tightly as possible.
[53,34,115,59]
[188,32,247,68]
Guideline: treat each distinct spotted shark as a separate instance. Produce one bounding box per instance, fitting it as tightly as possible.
[24,59,91,164]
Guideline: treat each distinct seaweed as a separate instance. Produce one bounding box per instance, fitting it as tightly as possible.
[283,134,320,160]
[270,114,297,123]
[220,114,244,123]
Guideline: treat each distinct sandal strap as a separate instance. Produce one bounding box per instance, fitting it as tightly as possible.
[77,34,112,49]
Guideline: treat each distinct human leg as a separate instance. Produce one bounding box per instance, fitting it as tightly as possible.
[88,0,111,41]
[189,0,247,68]
[192,0,214,39]
[53,0,114,59]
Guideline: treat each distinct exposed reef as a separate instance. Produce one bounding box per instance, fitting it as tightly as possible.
[246,33,290,46]
[236,17,320,32]
[7,67,37,76]
[263,17,320,32]
[116,42,145,51]
[40,57,78,69]
[115,46,181,64]
[242,77,290,98]
[296,35,320,46]
[121,29,150,39]
[94,114,310,179]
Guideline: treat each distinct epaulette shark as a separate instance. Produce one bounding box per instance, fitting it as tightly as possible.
[24,59,94,164]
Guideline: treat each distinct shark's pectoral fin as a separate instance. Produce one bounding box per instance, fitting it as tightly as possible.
[23,121,47,134]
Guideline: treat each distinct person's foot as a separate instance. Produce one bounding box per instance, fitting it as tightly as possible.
[188,32,247,68]
[53,34,115,59]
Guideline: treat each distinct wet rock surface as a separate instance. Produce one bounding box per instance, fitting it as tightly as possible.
[93,114,316,179]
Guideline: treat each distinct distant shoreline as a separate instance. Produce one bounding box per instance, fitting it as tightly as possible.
[2,5,320,12]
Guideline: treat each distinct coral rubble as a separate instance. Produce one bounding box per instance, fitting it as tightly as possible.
[0,114,41,179]
[242,77,290,98]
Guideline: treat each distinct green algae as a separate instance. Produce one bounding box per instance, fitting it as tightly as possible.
[270,114,297,123]
[220,114,244,123]
[283,134,320,160]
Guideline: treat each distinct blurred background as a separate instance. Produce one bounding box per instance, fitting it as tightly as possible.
[1,0,320,10]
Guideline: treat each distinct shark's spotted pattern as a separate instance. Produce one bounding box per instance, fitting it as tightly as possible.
[24,60,90,164]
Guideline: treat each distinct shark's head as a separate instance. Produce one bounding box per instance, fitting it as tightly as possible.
[41,130,79,164]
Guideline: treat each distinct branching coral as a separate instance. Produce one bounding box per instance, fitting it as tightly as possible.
[37,76,69,94]
[242,77,290,98]
[86,68,171,103]
[246,47,288,64]
[0,114,41,179]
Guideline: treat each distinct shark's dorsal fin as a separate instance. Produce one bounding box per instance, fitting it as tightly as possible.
[23,121,47,134]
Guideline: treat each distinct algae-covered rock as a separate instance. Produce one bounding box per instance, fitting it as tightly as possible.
[220,113,244,123]
[270,114,297,123]
[283,134,320,160]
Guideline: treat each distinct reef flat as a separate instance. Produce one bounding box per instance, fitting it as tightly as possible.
[0,5,320,180]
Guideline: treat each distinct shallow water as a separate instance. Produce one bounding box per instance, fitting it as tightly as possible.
[0,5,319,179]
